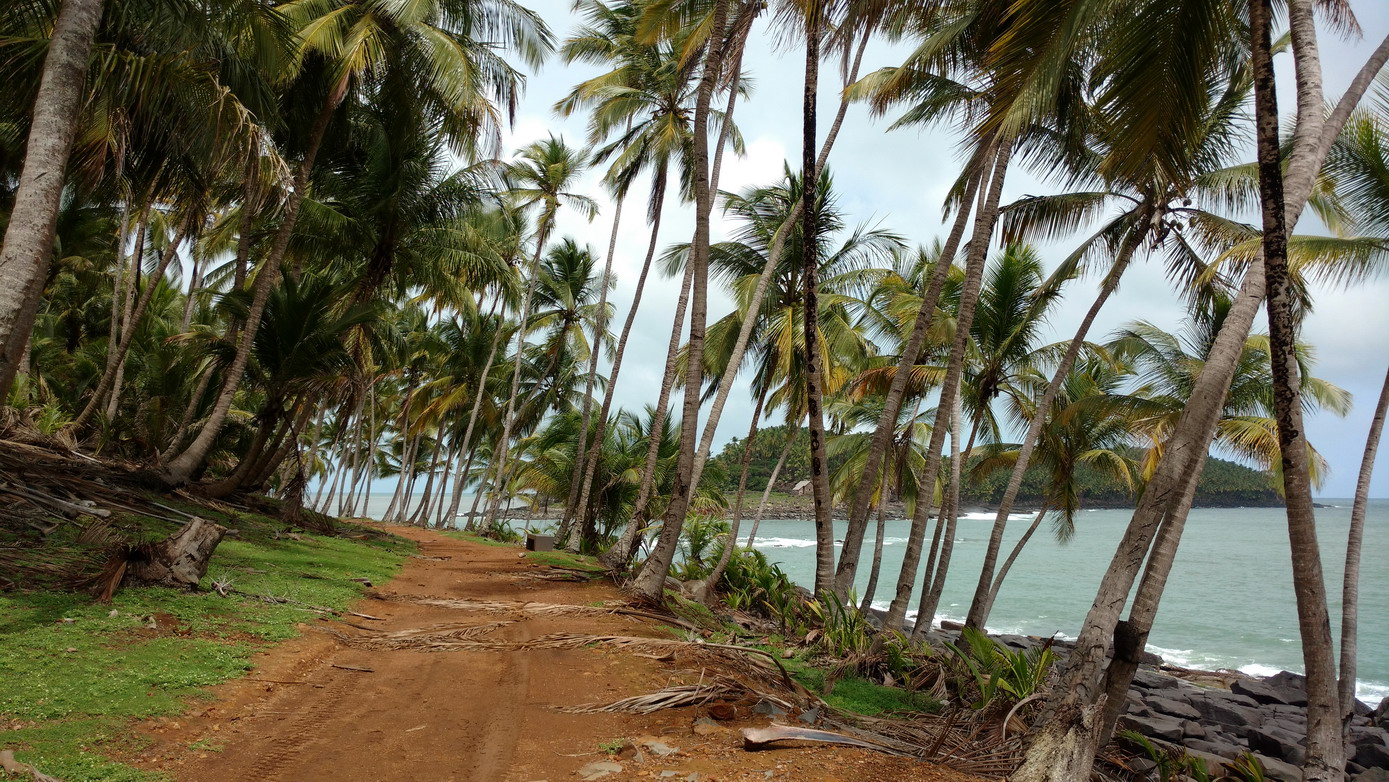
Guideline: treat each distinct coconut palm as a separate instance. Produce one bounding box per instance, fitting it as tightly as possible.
[157,0,552,487]
[482,136,596,530]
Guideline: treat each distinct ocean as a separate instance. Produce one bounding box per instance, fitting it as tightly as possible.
[356,492,1388,704]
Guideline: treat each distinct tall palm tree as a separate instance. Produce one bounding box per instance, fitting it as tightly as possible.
[482,136,596,530]
[0,0,109,400]
[970,356,1141,618]
[1324,93,1389,728]
[1012,2,1387,777]
[158,0,551,487]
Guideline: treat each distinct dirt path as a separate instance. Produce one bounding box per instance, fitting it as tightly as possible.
[134,526,983,782]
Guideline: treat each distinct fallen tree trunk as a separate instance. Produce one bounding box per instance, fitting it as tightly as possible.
[125,517,227,588]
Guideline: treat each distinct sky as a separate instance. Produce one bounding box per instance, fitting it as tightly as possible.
[493,1,1389,499]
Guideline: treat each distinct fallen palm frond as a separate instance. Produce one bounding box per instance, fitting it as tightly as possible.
[319,620,513,650]
[743,723,912,756]
[558,681,746,714]
[363,592,699,630]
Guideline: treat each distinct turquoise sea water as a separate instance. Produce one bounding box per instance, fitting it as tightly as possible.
[746,502,1389,704]
[359,493,1387,703]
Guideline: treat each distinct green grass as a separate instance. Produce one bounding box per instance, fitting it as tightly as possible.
[0,507,414,781]
[525,549,604,572]
[438,529,517,548]
[762,653,939,718]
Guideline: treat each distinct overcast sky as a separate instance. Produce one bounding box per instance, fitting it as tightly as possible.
[496,2,1389,499]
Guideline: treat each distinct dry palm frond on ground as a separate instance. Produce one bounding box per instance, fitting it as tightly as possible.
[319,620,514,650]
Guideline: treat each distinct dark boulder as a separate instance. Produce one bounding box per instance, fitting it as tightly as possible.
[1119,713,1185,743]
[1149,697,1201,721]
[1182,720,1207,739]
[1189,693,1263,731]
[1234,673,1307,707]
[1248,726,1306,766]
[1355,768,1389,782]
[1252,751,1303,782]
[1133,669,1179,690]
[1354,739,1389,770]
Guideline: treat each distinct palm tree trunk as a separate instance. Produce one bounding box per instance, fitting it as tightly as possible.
[482,214,554,530]
[630,0,734,602]
[799,3,836,595]
[679,29,870,502]
[858,497,889,612]
[158,74,349,486]
[568,177,667,551]
[883,141,1010,632]
[0,0,106,400]
[1013,23,1378,779]
[834,170,983,596]
[987,502,1049,608]
[693,382,768,602]
[914,389,966,636]
[561,195,624,532]
[1250,3,1341,775]
[602,261,691,567]
[1340,363,1387,723]
[964,213,1148,630]
[745,421,799,548]
[443,294,506,524]
[71,221,190,431]
[408,439,444,526]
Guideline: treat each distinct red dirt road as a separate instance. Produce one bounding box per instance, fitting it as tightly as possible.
[134,526,984,782]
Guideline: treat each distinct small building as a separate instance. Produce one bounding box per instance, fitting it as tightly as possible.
[790,479,812,496]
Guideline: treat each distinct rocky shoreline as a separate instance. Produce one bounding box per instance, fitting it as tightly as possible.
[916,621,1389,781]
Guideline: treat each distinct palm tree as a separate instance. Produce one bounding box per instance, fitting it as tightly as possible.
[971,356,1141,617]
[0,0,108,400]
[482,136,596,530]
[1325,94,1389,728]
[158,0,551,487]
[1013,2,1387,776]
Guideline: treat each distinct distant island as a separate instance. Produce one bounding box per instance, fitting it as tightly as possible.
[709,425,1283,511]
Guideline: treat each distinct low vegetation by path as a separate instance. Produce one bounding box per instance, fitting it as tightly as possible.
[0,501,413,781]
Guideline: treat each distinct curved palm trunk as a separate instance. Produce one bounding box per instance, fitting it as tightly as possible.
[1250,4,1342,775]
[568,179,667,551]
[914,390,965,636]
[482,214,554,531]
[1013,21,1378,781]
[408,441,445,526]
[70,222,190,431]
[745,420,799,548]
[883,142,1010,632]
[0,0,106,400]
[833,171,982,596]
[602,244,695,569]
[964,216,1147,630]
[1340,363,1388,722]
[160,76,349,486]
[675,29,872,510]
[443,294,505,524]
[692,382,767,602]
[630,0,735,602]
[858,495,888,612]
[987,502,1049,608]
[561,196,624,533]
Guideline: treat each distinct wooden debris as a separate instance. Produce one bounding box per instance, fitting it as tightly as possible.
[0,749,62,782]
[741,723,910,756]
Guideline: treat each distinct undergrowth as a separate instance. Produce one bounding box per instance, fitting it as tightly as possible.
[0,500,413,781]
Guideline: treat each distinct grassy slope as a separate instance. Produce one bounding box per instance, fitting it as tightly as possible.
[0,501,414,781]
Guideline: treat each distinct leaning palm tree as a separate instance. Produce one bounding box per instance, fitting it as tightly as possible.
[482,136,596,531]
[969,356,1142,620]
[158,0,552,486]
[1323,92,1389,727]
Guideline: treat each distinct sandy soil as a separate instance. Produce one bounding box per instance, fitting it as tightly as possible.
[132,525,985,782]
